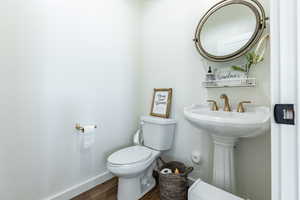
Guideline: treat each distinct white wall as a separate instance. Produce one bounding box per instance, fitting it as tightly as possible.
[0,0,271,199]
[0,0,141,199]
[140,0,270,200]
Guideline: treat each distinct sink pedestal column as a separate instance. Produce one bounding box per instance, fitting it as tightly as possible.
[212,135,238,194]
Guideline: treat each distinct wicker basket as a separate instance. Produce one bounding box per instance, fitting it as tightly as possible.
[158,158,193,200]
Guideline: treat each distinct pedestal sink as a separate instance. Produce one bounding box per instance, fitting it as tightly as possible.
[184,104,270,194]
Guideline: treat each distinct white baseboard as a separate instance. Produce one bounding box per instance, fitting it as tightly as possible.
[44,171,114,200]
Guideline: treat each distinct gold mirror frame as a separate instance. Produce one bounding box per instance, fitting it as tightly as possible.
[194,0,268,62]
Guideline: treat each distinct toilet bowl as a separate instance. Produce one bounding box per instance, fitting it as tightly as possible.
[107,146,160,200]
[107,116,177,200]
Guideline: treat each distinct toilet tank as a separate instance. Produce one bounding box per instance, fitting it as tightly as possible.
[141,116,176,151]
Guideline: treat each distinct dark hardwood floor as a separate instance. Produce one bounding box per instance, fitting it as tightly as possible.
[71,177,160,200]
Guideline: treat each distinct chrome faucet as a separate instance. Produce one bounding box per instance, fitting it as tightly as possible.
[220,94,231,112]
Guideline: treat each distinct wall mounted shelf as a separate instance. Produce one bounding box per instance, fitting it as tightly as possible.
[202,78,256,88]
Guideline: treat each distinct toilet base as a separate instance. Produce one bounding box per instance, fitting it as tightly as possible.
[117,174,156,200]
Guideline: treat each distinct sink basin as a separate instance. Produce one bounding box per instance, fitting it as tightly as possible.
[184,104,270,138]
[184,104,271,194]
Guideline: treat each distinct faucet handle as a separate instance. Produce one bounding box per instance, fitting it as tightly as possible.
[237,101,251,113]
[207,100,219,111]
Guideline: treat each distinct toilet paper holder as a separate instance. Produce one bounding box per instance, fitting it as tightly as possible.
[75,123,97,133]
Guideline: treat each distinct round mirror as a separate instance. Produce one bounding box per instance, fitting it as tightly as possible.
[194,0,267,62]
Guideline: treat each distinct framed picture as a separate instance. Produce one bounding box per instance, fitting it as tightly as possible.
[150,88,173,118]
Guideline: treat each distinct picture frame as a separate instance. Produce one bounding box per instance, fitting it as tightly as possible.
[150,88,173,118]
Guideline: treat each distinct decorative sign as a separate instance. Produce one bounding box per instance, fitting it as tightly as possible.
[150,88,172,118]
[215,68,247,80]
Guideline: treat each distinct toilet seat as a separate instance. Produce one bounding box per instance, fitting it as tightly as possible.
[108,146,153,165]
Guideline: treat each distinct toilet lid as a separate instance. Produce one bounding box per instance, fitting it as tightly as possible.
[108,146,153,165]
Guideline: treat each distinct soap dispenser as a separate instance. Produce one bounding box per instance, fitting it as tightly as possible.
[206,66,216,82]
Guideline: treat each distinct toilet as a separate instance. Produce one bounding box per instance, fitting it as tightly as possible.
[107,116,176,200]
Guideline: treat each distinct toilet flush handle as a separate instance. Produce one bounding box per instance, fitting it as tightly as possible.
[136,121,144,145]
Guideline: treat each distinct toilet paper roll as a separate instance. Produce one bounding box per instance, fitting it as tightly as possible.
[78,125,96,149]
[82,125,96,134]
[160,168,172,175]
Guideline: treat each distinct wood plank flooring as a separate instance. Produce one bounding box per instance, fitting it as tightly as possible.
[71,177,160,200]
